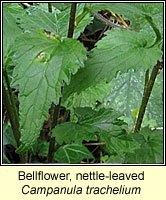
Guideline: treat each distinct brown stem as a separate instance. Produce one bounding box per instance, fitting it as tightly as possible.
[143,69,149,97]
[135,61,163,132]
[67,3,77,38]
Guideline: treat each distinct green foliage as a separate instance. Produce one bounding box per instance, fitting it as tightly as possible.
[103,69,163,129]
[62,81,111,122]
[3,3,25,19]
[36,3,71,12]
[52,3,71,11]
[63,29,162,98]
[102,127,163,164]
[3,4,23,61]
[100,130,140,155]
[125,128,163,163]
[52,122,97,145]
[102,155,124,164]
[52,107,124,145]
[12,30,86,153]
[20,4,93,39]
[87,3,163,30]
[52,107,130,162]
[54,144,94,163]
[74,107,123,126]
[146,71,163,127]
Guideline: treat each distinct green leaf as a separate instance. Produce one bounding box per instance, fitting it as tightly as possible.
[54,144,94,163]
[52,3,71,11]
[72,107,139,156]
[87,3,145,17]
[63,29,162,98]
[62,81,111,122]
[75,107,131,153]
[20,5,93,39]
[102,155,124,164]
[52,107,126,154]
[145,71,163,127]
[36,3,71,12]
[126,128,163,163]
[100,131,140,155]
[144,15,161,47]
[88,3,163,27]
[51,107,137,163]
[51,122,97,145]
[104,69,163,128]
[85,3,163,44]
[3,4,22,61]
[147,130,163,163]
[130,4,163,36]
[75,107,123,129]
[62,81,111,109]
[107,3,163,47]
[3,3,25,19]
[51,107,123,146]
[20,7,60,34]
[12,31,86,153]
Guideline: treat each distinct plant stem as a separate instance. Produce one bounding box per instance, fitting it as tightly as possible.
[48,3,52,13]
[83,142,106,146]
[47,3,77,163]
[67,3,77,38]
[3,73,27,163]
[47,103,61,163]
[3,82,21,147]
[135,61,163,132]
[3,69,20,126]
[143,69,149,97]
[94,13,132,30]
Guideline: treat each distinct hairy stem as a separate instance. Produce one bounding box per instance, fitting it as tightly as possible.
[47,3,77,163]
[135,61,163,132]
[48,3,52,13]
